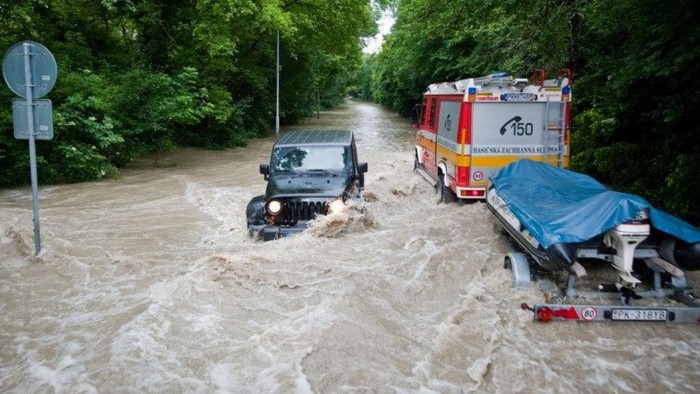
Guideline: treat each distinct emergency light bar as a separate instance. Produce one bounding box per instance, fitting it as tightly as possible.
[562,86,571,102]
[467,87,477,102]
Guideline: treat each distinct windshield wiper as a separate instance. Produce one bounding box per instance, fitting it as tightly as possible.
[306,169,339,176]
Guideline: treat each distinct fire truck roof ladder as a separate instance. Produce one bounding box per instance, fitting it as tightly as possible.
[531,69,546,88]
[543,99,566,167]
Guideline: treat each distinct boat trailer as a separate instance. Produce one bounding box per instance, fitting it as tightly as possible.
[504,251,700,323]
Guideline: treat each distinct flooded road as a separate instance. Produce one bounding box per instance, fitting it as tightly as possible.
[2,100,699,392]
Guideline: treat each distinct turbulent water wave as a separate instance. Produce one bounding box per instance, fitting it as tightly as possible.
[2,225,33,256]
[305,198,377,238]
[0,225,44,267]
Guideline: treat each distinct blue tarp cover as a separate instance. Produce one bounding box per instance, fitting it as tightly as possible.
[491,159,700,249]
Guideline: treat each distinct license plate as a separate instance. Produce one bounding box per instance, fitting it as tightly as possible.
[610,308,667,321]
[503,93,535,102]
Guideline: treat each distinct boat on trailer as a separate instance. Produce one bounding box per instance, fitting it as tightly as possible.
[486,159,700,322]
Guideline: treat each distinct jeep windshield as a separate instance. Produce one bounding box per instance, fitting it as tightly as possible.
[271,146,350,175]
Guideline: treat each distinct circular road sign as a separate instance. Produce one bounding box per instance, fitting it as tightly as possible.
[2,41,57,99]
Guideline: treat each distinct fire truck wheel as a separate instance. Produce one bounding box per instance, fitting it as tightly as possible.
[439,177,455,204]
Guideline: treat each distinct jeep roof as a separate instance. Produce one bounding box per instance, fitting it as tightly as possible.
[275,130,353,146]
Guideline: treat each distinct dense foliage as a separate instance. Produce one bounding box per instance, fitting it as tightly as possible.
[0,0,379,184]
[371,0,699,225]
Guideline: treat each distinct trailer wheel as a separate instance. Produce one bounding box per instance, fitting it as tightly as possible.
[504,252,531,289]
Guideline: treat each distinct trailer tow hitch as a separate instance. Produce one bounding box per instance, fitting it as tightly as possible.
[618,286,642,305]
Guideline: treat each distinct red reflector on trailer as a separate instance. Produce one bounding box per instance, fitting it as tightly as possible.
[536,307,553,322]
[536,306,579,322]
[553,307,580,320]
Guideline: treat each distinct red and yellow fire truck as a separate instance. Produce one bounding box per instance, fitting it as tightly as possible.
[413,69,572,202]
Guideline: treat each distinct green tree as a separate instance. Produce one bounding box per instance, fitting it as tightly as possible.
[571,0,700,224]
[372,0,577,114]
[0,0,377,183]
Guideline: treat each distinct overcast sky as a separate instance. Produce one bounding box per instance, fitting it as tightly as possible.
[363,10,395,54]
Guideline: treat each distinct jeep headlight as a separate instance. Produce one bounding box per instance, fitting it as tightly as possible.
[266,200,282,215]
[328,199,345,214]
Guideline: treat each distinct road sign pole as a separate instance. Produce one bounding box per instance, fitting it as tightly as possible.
[23,43,41,254]
[4,40,57,255]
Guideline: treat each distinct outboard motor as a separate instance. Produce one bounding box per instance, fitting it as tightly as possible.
[604,209,650,287]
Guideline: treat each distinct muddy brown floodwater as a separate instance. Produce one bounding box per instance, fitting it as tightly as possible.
[1,100,699,392]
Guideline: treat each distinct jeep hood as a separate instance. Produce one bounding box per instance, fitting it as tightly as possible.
[266,174,349,197]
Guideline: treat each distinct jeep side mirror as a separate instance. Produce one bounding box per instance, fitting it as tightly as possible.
[357,162,368,189]
[260,164,270,180]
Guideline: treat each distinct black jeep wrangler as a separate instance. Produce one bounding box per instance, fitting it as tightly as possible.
[246,130,368,240]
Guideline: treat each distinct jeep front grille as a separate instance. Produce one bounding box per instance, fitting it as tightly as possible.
[278,201,328,225]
